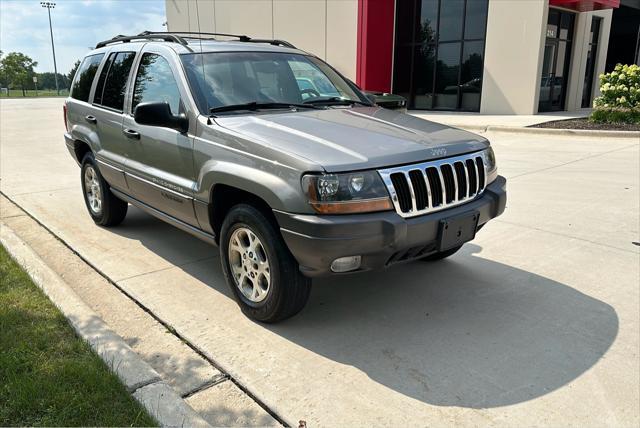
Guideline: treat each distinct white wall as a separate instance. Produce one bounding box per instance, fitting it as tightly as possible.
[165,0,358,79]
[481,0,548,114]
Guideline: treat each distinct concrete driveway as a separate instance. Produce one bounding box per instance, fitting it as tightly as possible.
[1,98,638,426]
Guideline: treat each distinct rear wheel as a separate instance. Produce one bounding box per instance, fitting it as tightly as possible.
[220,204,311,323]
[81,152,128,227]
[420,245,463,261]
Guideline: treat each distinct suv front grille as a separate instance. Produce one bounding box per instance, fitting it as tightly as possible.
[378,151,488,218]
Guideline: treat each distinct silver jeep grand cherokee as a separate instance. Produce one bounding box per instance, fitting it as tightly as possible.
[64,32,506,322]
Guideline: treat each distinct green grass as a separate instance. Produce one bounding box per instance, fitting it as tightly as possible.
[0,89,68,98]
[0,245,157,427]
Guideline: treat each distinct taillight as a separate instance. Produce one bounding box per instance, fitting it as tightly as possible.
[63,103,69,132]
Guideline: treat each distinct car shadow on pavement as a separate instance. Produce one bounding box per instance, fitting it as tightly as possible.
[111,213,618,410]
[265,243,618,409]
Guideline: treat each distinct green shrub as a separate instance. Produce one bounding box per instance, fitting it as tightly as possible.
[590,64,640,124]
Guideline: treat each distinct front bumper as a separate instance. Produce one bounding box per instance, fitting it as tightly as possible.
[274,175,506,277]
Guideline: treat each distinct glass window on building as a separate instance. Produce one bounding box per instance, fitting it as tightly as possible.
[392,0,489,111]
[582,17,602,108]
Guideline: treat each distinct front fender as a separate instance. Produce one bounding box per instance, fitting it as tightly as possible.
[195,160,312,213]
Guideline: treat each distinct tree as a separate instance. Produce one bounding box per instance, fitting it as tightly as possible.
[68,60,80,84]
[37,72,69,90]
[0,52,38,96]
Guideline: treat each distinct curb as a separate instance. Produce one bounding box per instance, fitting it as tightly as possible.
[0,222,212,428]
[444,123,640,138]
[490,125,640,138]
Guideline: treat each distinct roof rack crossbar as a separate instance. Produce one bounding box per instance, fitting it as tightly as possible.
[146,31,251,41]
[243,38,297,49]
[95,31,297,50]
[95,33,187,49]
[139,31,297,49]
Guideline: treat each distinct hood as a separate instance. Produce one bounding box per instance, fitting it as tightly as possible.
[213,107,489,172]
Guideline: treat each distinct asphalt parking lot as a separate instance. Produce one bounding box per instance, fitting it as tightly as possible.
[1,98,638,426]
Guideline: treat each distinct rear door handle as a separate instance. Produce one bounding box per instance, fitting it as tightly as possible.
[85,115,97,124]
[123,129,140,140]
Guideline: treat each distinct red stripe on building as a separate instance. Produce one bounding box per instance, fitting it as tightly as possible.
[549,0,620,11]
[356,0,395,93]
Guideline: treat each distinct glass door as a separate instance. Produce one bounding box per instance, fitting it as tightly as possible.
[539,9,575,112]
[539,41,557,112]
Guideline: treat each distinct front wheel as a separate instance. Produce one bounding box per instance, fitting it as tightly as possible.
[220,204,311,323]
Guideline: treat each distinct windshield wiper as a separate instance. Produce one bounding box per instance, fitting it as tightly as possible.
[209,101,321,116]
[303,97,370,107]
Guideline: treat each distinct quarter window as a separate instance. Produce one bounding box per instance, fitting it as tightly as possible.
[132,53,181,115]
[70,53,104,102]
[95,51,136,110]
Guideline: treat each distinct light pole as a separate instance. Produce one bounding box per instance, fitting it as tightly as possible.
[40,2,59,95]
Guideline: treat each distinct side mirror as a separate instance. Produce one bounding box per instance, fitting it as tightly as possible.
[134,102,188,133]
[365,93,378,105]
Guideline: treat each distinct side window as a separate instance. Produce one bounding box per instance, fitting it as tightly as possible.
[95,51,136,111]
[132,53,181,115]
[93,52,116,106]
[70,53,104,102]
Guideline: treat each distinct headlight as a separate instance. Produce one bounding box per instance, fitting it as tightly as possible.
[485,147,497,171]
[483,147,498,185]
[302,171,393,214]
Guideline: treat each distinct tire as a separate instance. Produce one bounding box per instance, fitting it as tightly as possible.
[220,204,311,323]
[80,152,128,227]
[420,245,463,261]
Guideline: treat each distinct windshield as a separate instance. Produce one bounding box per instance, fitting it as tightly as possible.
[181,51,367,114]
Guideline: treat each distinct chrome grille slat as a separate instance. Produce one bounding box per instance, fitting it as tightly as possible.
[436,167,446,206]
[404,171,417,213]
[378,151,489,218]
[463,162,470,198]
[422,170,433,209]
[472,158,479,195]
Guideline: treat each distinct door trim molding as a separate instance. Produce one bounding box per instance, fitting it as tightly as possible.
[124,171,194,201]
[110,188,216,245]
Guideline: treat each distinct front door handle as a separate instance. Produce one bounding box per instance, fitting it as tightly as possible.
[123,129,140,140]
[85,115,97,124]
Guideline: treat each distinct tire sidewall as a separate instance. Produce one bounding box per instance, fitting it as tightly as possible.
[220,206,285,319]
[80,152,109,224]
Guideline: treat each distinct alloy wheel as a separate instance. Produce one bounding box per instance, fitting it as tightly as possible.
[84,165,102,215]
[228,227,271,303]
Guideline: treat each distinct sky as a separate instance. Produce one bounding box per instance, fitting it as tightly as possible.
[0,0,166,74]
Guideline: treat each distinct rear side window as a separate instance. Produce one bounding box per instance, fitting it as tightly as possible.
[94,51,136,111]
[94,53,116,105]
[70,54,104,102]
[132,53,181,114]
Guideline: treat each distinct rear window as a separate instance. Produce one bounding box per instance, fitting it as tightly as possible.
[70,53,104,102]
[94,51,136,111]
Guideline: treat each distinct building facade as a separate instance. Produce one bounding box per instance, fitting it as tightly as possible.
[166,0,635,114]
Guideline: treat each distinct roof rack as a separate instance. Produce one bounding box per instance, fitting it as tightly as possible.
[95,33,187,49]
[94,31,297,50]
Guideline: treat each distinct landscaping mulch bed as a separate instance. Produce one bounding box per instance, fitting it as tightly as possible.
[530,117,640,132]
